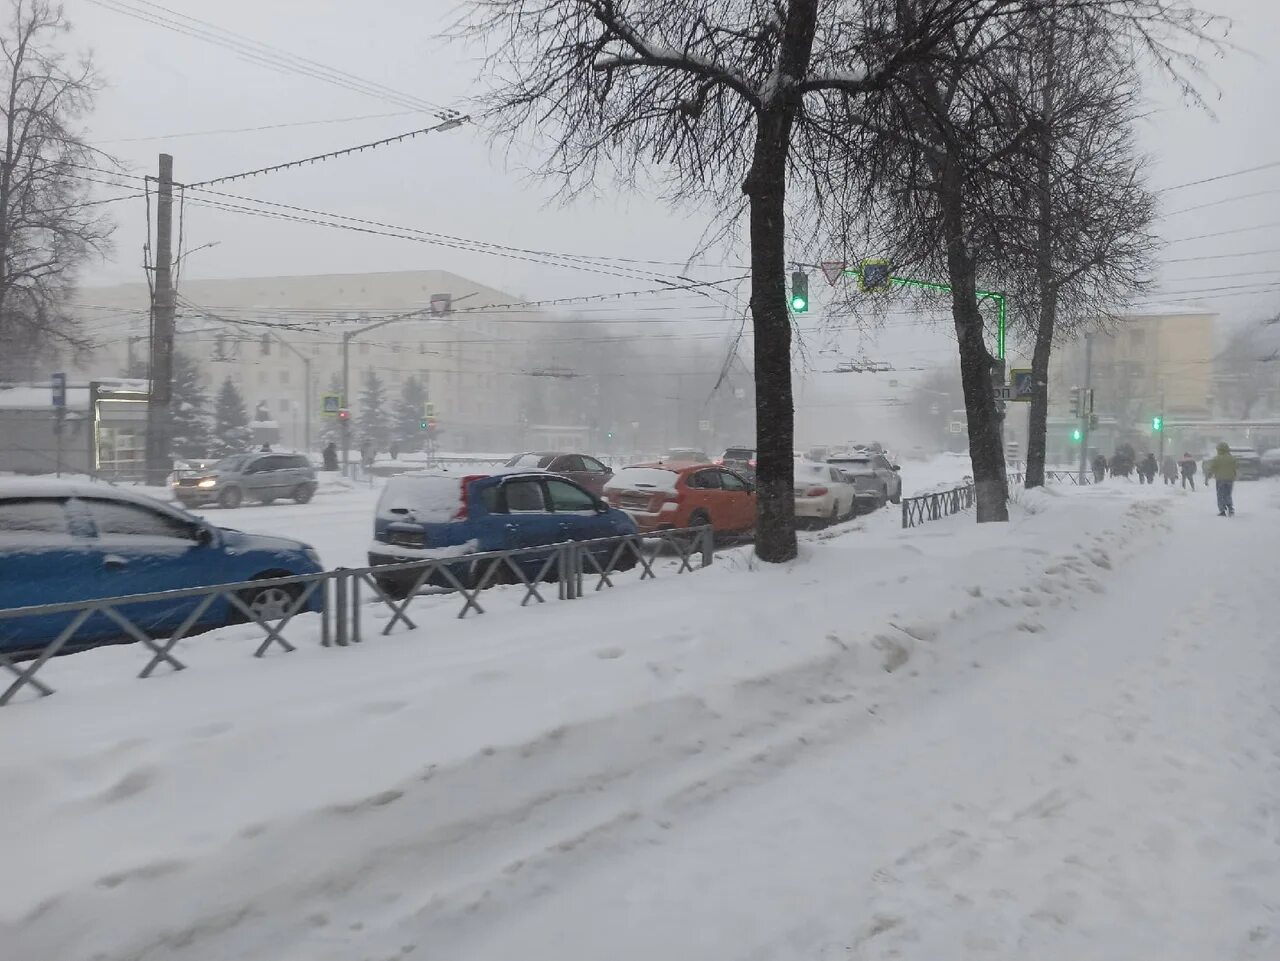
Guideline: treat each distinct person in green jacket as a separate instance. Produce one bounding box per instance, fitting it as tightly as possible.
[1204,442,1237,516]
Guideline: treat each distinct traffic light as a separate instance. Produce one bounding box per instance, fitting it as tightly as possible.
[606,431,614,439]
[1152,415,1163,432]
[1068,386,1081,418]
[419,418,429,431]
[790,271,809,313]
[1071,427,1083,442]
[337,408,350,422]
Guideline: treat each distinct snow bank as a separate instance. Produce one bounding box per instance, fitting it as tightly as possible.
[0,485,1191,961]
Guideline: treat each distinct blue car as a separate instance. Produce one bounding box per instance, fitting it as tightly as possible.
[367,470,638,597]
[0,480,324,654]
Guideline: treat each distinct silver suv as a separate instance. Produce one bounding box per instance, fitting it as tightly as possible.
[173,452,317,509]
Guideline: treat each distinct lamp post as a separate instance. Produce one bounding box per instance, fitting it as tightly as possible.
[340,292,478,474]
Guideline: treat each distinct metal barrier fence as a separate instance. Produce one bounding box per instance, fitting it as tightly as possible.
[0,527,713,706]
[901,483,976,528]
[1045,470,1092,485]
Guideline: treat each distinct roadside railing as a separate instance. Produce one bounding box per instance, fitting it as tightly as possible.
[0,527,713,706]
[1045,470,1092,485]
[901,483,976,528]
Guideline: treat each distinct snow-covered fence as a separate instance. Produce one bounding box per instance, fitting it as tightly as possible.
[0,528,714,706]
[901,483,977,529]
[342,527,714,641]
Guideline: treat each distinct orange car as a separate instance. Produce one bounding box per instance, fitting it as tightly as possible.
[603,463,756,536]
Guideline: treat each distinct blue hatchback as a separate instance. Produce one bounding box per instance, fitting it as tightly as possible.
[367,470,638,596]
[0,480,324,654]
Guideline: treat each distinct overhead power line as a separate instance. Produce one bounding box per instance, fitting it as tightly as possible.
[92,110,421,145]
[185,116,472,189]
[83,0,460,120]
[1159,159,1280,194]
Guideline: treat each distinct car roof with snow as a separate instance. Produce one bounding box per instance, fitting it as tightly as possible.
[0,478,165,504]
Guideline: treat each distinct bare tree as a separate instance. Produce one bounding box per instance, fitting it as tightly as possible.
[1003,8,1158,488]
[833,1,1217,520]
[0,0,114,378]
[1214,315,1280,420]
[459,0,1048,561]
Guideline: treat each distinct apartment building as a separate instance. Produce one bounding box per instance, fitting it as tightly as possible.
[69,269,533,451]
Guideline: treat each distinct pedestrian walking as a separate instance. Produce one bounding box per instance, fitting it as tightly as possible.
[360,440,375,470]
[1204,442,1237,516]
[1091,453,1108,484]
[1161,454,1178,485]
[389,441,400,461]
[322,441,338,472]
[1138,452,1158,484]
[1178,451,1197,490]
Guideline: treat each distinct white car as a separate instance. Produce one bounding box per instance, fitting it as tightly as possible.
[827,451,903,509]
[793,461,858,526]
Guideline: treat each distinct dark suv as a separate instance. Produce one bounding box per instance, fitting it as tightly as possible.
[716,446,757,478]
[173,452,317,508]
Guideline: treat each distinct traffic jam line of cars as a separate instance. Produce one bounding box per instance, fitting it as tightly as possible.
[0,446,902,657]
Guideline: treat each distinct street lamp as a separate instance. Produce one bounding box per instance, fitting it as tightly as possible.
[340,291,479,473]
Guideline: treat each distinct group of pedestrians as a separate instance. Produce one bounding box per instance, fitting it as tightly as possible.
[1090,443,1239,516]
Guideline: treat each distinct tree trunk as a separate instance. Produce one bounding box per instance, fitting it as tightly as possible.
[1024,297,1056,488]
[938,171,1007,522]
[743,110,797,563]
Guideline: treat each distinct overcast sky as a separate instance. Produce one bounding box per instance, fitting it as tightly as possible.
[64,0,1280,441]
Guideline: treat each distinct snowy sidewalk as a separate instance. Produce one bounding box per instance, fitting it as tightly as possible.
[3,482,1278,961]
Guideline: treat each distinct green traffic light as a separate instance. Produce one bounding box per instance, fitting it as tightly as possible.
[1152,416,1163,432]
[419,419,429,430]
[1071,428,1083,442]
[790,295,807,311]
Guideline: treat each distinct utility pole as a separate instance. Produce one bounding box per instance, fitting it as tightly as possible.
[1077,333,1093,485]
[144,153,176,485]
[1157,390,1166,463]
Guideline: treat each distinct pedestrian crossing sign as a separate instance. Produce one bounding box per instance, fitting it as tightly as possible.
[321,393,342,416]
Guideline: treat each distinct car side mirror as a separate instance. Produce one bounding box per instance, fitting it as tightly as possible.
[196,525,215,546]
[892,464,901,472]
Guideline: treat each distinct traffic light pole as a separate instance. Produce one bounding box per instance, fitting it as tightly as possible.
[1077,333,1093,485]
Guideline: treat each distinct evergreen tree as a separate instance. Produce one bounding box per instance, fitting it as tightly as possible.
[212,377,253,456]
[122,349,214,459]
[169,352,214,458]
[356,368,390,452]
[391,374,429,452]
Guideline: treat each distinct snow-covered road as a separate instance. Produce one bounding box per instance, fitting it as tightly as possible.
[4,480,1277,961]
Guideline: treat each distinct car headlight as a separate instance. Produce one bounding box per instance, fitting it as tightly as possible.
[197,478,217,488]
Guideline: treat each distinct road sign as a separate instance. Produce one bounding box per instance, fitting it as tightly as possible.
[698,419,711,432]
[428,293,452,317]
[51,372,66,408]
[929,403,940,416]
[949,421,964,434]
[993,385,1013,401]
[819,260,847,285]
[424,401,436,417]
[321,393,342,416]
[859,258,892,293]
[1010,368,1034,401]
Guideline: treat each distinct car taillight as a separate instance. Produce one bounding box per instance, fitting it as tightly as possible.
[806,486,828,496]
[749,459,757,468]
[456,474,489,519]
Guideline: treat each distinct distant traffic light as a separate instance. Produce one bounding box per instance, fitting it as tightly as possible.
[790,271,809,313]
[1152,415,1163,432]
[1068,386,1081,419]
[1071,427,1083,442]
[606,431,614,439]
[337,408,350,421]
[419,418,429,431]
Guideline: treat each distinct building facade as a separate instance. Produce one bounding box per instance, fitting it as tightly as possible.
[70,270,536,453]
[1048,303,1217,459]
